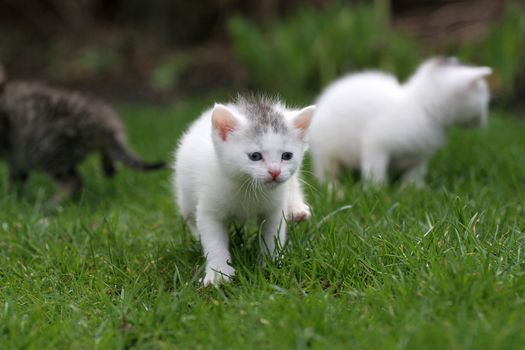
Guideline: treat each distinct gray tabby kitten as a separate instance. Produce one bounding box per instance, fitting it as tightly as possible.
[0,69,165,201]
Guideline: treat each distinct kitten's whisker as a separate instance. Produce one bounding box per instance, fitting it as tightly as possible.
[258,180,270,202]
[255,179,267,202]
[244,177,253,198]
[255,180,263,202]
[249,178,257,202]
[237,176,251,198]
[299,169,316,176]
[234,178,247,198]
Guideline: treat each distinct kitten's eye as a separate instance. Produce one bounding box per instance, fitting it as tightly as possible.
[281,152,293,161]
[248,152,263,161]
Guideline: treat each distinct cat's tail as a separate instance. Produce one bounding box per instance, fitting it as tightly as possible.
[0,63,6,93]
[106,132,166,172]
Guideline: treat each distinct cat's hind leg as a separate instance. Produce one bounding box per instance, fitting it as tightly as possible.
[312,154,346,197]
[311,153,338,185]
[361,147,389,186]
[50,167,83,205]
[177,188,200,239]
[184,212,199,238]
[101,152,116,178]
[400,161,428,189]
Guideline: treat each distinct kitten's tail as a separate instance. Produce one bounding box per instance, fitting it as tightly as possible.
[106,132,166,171]
[0,64,6,93]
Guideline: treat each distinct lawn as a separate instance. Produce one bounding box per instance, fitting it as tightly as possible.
[1,98,525,349]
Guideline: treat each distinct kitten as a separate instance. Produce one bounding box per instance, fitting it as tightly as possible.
[172,96,314,285]
[309,57,491,187]
[0,77,165,202]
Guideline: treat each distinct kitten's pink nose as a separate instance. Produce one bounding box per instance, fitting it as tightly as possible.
[268,168,281,180]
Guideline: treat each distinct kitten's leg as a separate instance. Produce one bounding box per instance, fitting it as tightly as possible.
[401,161,428,189]
[361,148,389,186]
[313,157,344,198]
[260,211,286,257]
[183,212,199,238]
[286,174,311,222]
[313,156,338,185]
[51,168,83,204]
[101,152,116,178]
[312,155,328,184]
[196,209,234,286]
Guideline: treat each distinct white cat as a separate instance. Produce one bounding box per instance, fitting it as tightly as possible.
[309,57,491,187]
[172,96,314,285]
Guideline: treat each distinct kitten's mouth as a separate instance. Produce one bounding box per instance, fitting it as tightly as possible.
[264,177,285,185]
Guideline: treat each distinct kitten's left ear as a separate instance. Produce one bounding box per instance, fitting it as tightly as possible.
[212,104,239,141]
[292,105,315,138]
[462,66,492,84]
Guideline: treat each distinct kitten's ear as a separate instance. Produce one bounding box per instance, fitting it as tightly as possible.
[292,105,315,138]
[212,104,239,141]
[462,66,492,84]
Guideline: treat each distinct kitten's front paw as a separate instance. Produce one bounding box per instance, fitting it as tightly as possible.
[287,202,311,222]
[203,264,235,286]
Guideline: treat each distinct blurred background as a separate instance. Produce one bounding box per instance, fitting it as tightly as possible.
[0,0,523,107]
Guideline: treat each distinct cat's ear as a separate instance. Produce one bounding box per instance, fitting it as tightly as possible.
[291,105,315,138]
[212,104,239,141]
[461,66,492,85]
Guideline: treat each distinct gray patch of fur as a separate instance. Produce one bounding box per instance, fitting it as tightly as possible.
[0,80,164,200]
[235,95,288,135]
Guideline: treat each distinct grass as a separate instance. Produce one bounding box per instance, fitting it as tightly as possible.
[1,98,525,349]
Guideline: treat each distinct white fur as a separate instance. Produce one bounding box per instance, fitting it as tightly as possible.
[172,101,314,285]
[309,57,491,187]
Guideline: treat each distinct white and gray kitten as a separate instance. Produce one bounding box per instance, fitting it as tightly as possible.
[172,95,314,285]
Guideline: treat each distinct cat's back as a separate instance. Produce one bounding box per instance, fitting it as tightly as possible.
[309,71,403,169]
[176,109,214,158]
[2,81,82,111]
[315,71,401,120]
[0,81,127,169]
[173,108,222,218]
[312,71,402,139]
[1,81,122,131]
[174,109,216,182]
